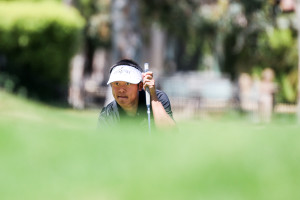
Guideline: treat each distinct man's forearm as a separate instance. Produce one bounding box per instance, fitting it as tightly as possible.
[151,95,176,128]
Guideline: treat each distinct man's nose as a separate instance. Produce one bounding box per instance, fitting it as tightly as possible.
[118,87,126,93]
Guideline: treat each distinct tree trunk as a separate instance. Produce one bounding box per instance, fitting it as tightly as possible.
[111,0,142,63]
[149,23,166,78]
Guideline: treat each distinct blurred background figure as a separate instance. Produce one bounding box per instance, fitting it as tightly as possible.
[238,73,260,122]
[258,68,277,123]
[68,54,85,109]
[238,73,255,112]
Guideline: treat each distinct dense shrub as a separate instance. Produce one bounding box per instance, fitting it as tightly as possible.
[257,28,298,103]
[0,1,85,101]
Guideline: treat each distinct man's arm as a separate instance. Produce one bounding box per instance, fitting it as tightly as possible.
[98,101,120,127]
[143,72,176,129]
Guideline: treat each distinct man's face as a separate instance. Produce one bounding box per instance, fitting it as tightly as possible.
[111,81,142,109]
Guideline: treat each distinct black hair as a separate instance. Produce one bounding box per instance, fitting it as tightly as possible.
[109,59,143,73]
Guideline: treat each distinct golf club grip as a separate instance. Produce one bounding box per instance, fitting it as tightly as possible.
[144,63,151,106]
[146,88,150,106]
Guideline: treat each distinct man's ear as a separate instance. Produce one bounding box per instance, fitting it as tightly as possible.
[138,82,143,91]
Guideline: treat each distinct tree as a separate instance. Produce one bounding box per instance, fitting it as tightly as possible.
[111,0,142,62]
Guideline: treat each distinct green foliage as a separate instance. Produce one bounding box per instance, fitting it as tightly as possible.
[281,74,296,103]
[0,1,85,100]
[258,28,297,71]
[251,66,263,79]
[141,0,206,70]
[239,0,265,15]
[256,28,298,103]
[73,0,111,46]
[141,0,270,72]
[77,0,98,19]
[0,0,59,1]
[268,29,294,50]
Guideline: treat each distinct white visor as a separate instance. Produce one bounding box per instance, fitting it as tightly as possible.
[107,65,142,85]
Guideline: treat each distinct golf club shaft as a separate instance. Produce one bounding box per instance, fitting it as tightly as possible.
[144,63,151,134]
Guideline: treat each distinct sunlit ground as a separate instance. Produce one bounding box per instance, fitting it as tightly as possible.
[0,90,299,200]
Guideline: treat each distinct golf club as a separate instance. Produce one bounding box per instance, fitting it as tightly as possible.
[144,63,151,134]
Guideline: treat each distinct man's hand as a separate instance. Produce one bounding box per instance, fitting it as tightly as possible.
[142,71,176,129]
[142,71,156,96]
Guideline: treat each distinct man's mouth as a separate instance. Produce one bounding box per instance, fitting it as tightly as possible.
[118,96,128,99]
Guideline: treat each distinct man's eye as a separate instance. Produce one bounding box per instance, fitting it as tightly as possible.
[126,82,131,86]
[115,82,120,86]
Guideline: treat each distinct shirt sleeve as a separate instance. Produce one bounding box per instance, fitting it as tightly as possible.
[155,90,174,119]
[98,107,110,127]
[98,101,119,127]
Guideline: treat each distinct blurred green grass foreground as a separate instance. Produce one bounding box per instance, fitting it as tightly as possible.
[0,89,300,200]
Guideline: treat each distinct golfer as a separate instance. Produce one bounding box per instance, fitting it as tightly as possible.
[98,59,175,129]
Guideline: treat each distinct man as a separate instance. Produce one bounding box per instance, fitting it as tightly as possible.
[98,59,175,129]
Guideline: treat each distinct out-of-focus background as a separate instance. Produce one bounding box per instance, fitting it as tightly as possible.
[1,0,300,200]
[0,0,299,119]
